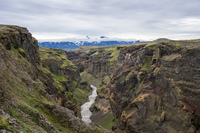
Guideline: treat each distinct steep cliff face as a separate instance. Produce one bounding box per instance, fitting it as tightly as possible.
[67,46,122,86]
[110,41,200,133]
[0,25,107,133]
[0,25,40,66]
[39,47,85,116]
[67,41,200,132]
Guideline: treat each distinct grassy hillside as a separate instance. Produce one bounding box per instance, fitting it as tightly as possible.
[0,25,106,133]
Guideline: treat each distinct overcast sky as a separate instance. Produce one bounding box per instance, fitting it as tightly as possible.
[1,0,200,41]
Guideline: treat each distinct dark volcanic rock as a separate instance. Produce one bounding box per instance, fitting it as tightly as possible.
[0,25,40,66]
[108,42,200,133]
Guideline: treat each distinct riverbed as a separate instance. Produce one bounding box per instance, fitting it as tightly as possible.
[81,85,97,123]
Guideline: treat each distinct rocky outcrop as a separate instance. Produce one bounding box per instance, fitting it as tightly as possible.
[0,25,40,67]
[109,41,200,132]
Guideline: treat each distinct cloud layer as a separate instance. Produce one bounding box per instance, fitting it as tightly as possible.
[1,0,200,41]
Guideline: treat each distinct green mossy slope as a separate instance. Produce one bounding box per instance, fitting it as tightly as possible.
[0,25,107,133]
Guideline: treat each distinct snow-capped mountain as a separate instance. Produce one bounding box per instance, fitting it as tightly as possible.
[38,36,137,51]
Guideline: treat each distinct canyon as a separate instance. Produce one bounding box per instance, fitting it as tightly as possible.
[66,38,200,133]
[0,25,200,133]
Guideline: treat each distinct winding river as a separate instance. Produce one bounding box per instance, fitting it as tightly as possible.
[81,85,97,123]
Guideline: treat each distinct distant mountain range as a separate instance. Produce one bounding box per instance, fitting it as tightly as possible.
[38,40,136,51]
[38,36,137,50]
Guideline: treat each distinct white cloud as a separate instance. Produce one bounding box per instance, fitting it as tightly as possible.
[1,0,200,41]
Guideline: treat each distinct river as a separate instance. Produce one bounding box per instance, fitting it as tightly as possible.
[81,85,97,123]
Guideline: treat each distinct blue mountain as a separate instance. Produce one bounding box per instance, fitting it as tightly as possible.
[38,40,135,51]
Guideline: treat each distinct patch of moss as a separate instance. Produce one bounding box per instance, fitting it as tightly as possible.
[80,70,95,84]
[109,48,120,62]
[139,66,147,78]
[137,79,144,90]
[96,87,102,95]
[97,113,116,131]
[20,122,34,132]
[72,80,78,87]
[174,42,181,49]
[39,47,58,60]
[50,74,69,92]
[0,32,3,37]
[91,51,99,56]
[9,107,19,118]
[41,67,51,74]
[0,115,13,131]
[73,88,88,105]
[146,43,158,50]
[32,37,37,41]
[18,104,41,126]
[61,59,77,72]
[39,47,77,72]
[18,48,26,57]
[7,47,30,66]
[53,73,68,82]
[192,40,200,43]
[103,76,110,84]
[141,56,152,72]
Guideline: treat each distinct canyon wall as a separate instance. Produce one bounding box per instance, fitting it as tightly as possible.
[67,40,200,133]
